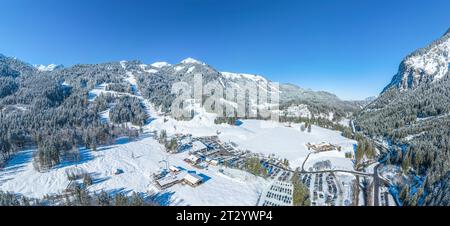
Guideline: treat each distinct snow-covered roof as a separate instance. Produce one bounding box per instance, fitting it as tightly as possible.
[169,165,180,172]
[183,173,202,184]
[188,154,200,162]
[192,141,207,152]
[157,173,183,187]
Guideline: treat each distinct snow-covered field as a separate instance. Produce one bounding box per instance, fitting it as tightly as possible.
[148,115,356,170]
[0,135,267,206]
[0,63,358,206]
[0,116,357,205]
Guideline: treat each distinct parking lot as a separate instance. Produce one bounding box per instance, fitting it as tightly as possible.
[302,173,340,206]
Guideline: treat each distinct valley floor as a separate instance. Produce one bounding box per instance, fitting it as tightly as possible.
[0,135,267,206]
[0,118,360,206]
[0,67,362,206]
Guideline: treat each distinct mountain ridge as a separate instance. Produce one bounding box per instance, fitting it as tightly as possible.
[383,28,450,92]
[356,29,450,206]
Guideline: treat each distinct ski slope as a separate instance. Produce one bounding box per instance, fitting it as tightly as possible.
[0,136,267,206]
[0,63,357,205]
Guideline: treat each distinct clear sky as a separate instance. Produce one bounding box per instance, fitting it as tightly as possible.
[0,0,449,100]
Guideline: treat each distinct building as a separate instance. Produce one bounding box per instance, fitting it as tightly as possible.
[169,165,181,173]
[306,142,337,152]
[191,140,208,153]
[177,143,192,153]
[210,159,220,166]
[155,174,183,189]
[186,154,202,164]
[183,173,203,187]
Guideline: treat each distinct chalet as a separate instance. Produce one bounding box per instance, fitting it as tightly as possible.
[183,173,203,187]
[306,142,337,152]
[156,174,183,189]
[191,141,208,153]
[186,154,202,164]
[210,159,220,166]
[169,165,181,173]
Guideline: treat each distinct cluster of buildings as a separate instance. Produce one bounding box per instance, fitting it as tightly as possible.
[170,135,247,169]
[153,165,204,189]
[154,133,299,197]
[153,134,246,191]
[166,133,294,175]
[306,142,339,152]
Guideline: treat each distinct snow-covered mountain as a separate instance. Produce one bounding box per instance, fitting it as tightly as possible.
[1,53,361,122]
[33,64,64,72]
[129,57,360,120]
[150,61,171,68]
[383,29,450,92]
[356,28,450,206]
[0,54,363,206]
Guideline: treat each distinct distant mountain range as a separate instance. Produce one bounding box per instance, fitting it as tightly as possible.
[1,28,449,206]
[1,54,365,122]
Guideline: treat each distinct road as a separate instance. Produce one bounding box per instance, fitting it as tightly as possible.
[301,152,313,172]
[373,163,381,206]
[266,160,373,177]
[349,120,394,206]
[269,120,394,206]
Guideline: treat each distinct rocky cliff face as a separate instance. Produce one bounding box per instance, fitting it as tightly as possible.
[384,29,450,92]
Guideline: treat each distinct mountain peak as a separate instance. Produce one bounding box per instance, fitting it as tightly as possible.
[383,29,450,92]
[150,61,171,68]
[33,64,63,72]
[181,57,205,65]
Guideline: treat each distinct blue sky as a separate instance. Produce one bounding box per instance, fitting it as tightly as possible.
[0,0,449,100]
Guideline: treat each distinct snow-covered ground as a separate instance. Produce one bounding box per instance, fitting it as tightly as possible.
[0,136,267,206]
[303,150,354,172]
[147,116,356,170]
[335,172,356,206]
[0,63,358,205]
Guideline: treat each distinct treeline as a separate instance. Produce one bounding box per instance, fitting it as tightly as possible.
[279,97,357,123]
[0,77,18,98]
[109,95,147,126]
[279,115,353,137]
[354,138,376,168]
[136,71,177,112]
[244,157,269,177]
[156,130,178,152]
[106,82,133,94]
[356,77,450,206]
[0,191,37,206]
[0,189,159,206]
[214,117,238,125]
[63,186,158,206]
[0,57,143,170]
[31,124,138,171]
[292,168,311,206]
